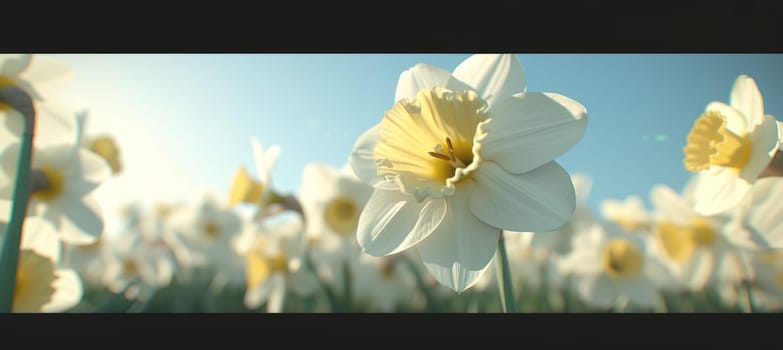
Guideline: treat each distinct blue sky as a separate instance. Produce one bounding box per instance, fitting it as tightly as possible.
[48,54,783,233]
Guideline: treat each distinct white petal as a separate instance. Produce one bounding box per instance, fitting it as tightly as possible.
[349,124,381,186]
[470,161,576,232]
[650,184,694,223]
[730,75,764,128]
[357,187,446,256]
[742,114,780,181]
[746,178,783,247]
[706,101,746,135]
[266,275,286,313]
[252,137,280,185]
[582,275,618,309]
[0,142,20,181]
[77,147,111,185]
[480,92,587,174]
[417,180,500,292]
[17,55,73,100]
[20,217,60,262]
[58,196,104,244]
[452,54,526,109]
[691,168,751,216]
[244,278,274,309]
[42,269,82,312]
[0,54,32,77]
[394,64,453,102]
[300,163,342,202]
[34,100,76,147]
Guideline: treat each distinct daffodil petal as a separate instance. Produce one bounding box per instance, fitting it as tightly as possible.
[745,178,783,248]
[743,114,780,182]
[244,278,274,309]
[59,195,103,244]
[470,161,575,232]
[17,55,73,100]
[452,54,526,109]
[35,100,76,147]
[692,167,752,216]
[41,269,82,312]
[357,187,446,256]
[394,64,453,102]
[267,274,286,313]
[731,75,764,128]
[0,54,32,77]
[349,124,381,186]
[20,217,60,262]
[77,148,111,186]
[417,180,499,292]
[301,163,342,202]
[252,137,280,185]
[650,184,694,223]
[480,92,587,174]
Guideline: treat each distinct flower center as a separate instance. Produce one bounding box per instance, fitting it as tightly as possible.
[202,221,220,239]
[0,76,16,112]
[30,166,65,202]
[602,239,644,279]
[683,111,753,173]
[379,257,397,280]
[656,218,716,263]
[88,136,122,174]
[324,196,359,236]
[228,166,265,207]
[122,259,139,277]
[374,87,488,200]
[14,250,57,312]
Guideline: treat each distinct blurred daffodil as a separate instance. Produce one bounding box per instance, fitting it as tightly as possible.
[241,216,318,312]
[0,54,76,147]
[350,54,587,292]
[683,75,780,215]
[560,223,675,310]
[600,195,652,234]
[0,143,110,245]
[3,217,83,312]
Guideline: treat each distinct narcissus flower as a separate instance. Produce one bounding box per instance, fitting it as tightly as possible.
[560,223,674,310]
[227,137,282,217]
[0,143,110,244]
[683,75,780,215]
[0,54,75,146]
[350,54,588,291]
[241,216,318,312]
[4,217,83,312]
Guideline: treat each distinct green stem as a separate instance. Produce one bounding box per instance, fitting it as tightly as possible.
[341,258,352,312]
[494,232,517,313]
[0,133,34,313]
[743,281,758,313]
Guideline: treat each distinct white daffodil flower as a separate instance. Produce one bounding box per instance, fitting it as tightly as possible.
[560,223,675,310]
[299,163,372,247]
[350,54,588,292]
[683,75,780,216]
[101,232,175,301]
[166,193,243,271]
[0,142,110,245]
[227,137,282,218]
[0,54,75,146]
[649,183,755,292]
[242,215,318,312]
[2,217,83,312]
